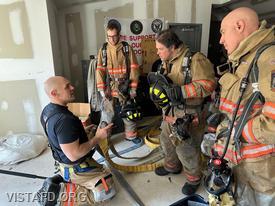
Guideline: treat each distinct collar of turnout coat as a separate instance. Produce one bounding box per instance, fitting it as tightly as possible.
[229,20,275,67]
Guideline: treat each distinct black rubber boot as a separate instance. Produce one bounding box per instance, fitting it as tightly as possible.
[181,182,200,195]
[155,166,182,176]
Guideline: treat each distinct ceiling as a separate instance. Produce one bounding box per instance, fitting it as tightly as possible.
[212,0,275,23]
[53,0,107,9]
[53,0,275,24]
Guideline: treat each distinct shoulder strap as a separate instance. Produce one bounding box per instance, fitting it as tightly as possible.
[102,42,108,67]
[157,61,165,74]
[121,41,129,56]
[249,41,275,84]
[233,42,275,154]
[182,50,193,85]
[121,41,130,79]
[41,108,65,163]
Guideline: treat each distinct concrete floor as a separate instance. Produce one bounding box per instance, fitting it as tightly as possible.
[0,133,208,206]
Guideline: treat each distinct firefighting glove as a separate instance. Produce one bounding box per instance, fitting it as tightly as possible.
[165,85,184,105]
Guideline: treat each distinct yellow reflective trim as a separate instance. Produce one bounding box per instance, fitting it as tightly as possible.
[134,113,137,117]
[159,93,166,99]
[79,163,88,168]
[69,168,74,175]
[129,115,133,119]
[153,88,160,95]
[149,87,153,93]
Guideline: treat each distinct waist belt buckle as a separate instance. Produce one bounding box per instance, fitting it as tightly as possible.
[79,162,89,169]
[74,161,94,173]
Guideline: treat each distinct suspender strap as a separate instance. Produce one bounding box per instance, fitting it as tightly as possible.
[41,109,63,163]
[102,42,108,67]
[233,91,264,153]
[250,41,275,84]
[157,61,165,74]
[182,50,193,85]
[101,41,129,72]
[121,41,130,80]
[233,41,275,155]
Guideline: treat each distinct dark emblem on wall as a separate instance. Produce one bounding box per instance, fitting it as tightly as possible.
[107,19,121,32]
[130,20,143,35]
[151,19,163,33]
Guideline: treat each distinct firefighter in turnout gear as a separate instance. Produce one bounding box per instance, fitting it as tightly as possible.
[206,7,275,206]
[149,29,216,195]
[96,19,142,145]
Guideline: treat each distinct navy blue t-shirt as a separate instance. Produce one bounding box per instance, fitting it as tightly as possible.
[41,103,94,164]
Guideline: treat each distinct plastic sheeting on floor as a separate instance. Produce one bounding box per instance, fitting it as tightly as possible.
[0,133,48,165]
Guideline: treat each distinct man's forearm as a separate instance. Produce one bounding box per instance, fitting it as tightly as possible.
[61,124,111,162]
[61,137,99,162]
[74,138,99,160]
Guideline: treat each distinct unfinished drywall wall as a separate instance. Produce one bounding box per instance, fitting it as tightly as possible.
[143,0,176,25]
[0,0,55,136]
[65,12,85,101]
[194,0,212,55]
[0,1,32,58]
[0,80,41,136]
[173,0,212,55]
[47,0,64,75]
[158,0,175,23]
[146,0,154,18]
[0,0,54,82]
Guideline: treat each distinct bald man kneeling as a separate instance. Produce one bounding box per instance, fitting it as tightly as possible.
[40,76,116,204]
